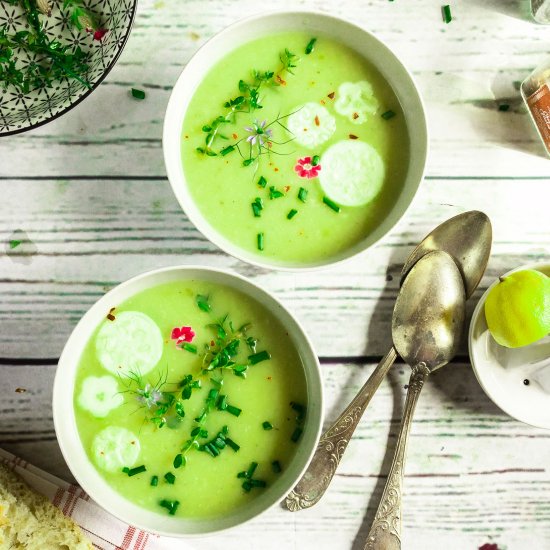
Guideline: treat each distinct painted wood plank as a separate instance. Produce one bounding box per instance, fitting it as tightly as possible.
[1,0,550,177]
[1,178,548,359]
[1,361,548,549]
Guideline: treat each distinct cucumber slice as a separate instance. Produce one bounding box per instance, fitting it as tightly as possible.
[91,426,140,473]
[77,375,123,417]
[334,81,379,124]
[95,311,163,376]
[287,102,336,149]
[319,140,385,206]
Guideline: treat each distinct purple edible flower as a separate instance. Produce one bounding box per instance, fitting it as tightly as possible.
[136,383,163,408]
[245,119,272,146]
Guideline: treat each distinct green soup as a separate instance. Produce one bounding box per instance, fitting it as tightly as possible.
[73,280,308,519]
[181,32,410,264]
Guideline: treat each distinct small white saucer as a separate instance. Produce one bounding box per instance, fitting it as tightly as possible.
[469,262,550,430]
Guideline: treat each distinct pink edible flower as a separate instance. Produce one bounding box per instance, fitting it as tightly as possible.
[92,28,108,41]
[171,326,195,345]
[294,156,321,179]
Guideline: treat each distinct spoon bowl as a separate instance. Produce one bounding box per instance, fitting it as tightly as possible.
[400,210,492,298]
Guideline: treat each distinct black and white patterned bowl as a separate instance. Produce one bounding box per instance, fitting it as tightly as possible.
[0,0,137,136]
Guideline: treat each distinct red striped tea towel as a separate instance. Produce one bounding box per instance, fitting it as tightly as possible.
[0,448,185,550]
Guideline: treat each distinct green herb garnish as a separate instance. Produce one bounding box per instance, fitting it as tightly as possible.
[381,110,396,120]
[225,437,240,452]
[173,454,185,469]
[159,499,180,515]
[226,404,242,417]
[298,187,308,203]
[150,475,159,486]
[305,38,317,55]
[131,88,146,100]
[122,465,146,477]
[252,197,264,217]
[323,196,341,213]
[442,4,452,23]
[248,350,271,365]
[217,394,228,410]
[287,209,298,220]
[196,294,211,312]
[311,154,320,166]
[272,460,282,473]
[498,104,510,112]
[257,175,268,188]
[291,427,303,443]
[269,186,285,199]
[8,240,21,249]
[257,232,264,251]
[262,421,273,430]
[164,472,176,484]
[182,343,197,354]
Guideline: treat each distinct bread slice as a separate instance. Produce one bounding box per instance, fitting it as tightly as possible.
[0,463,92,550]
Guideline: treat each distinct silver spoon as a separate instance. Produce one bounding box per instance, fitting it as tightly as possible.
[365,250,465,549]
[285,211,491,512]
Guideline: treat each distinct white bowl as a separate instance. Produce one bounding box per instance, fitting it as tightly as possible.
[163,10,428,271]
[469,262,550,429]
[53,266,323,536]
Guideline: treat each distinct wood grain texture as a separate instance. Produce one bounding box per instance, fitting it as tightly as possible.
[1,0,550,177]
[0,361,549,550]
[1,178,548,359]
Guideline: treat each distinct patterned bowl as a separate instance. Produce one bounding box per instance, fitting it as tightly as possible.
[0,0,137,136]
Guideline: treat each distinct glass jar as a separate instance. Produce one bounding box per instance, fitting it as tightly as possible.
[521,60,550,156]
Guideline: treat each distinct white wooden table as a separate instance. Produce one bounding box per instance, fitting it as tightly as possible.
[1,1,550,548]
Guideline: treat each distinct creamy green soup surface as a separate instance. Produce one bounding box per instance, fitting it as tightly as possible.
[74,280,308,519]
[181,32,410,263]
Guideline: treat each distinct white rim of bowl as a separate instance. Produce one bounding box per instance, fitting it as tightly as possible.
[53,265,324,536]
[163,9,429,271]
[468,261,550,429]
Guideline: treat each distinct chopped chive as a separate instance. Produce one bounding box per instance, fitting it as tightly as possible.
[237,471,248,479]
[182,343,197,353]
[208,388,219,400]
[159,499,180,515]
[243,158,254,167]
[246,462,258,478]
[201,444,215,457]
[498,104,510,112]
[164,472,176,484]
[226,437,240,452]
[173,454,184,469]
[248,350,271,365]
[122,465,146,477]
[131,88,146,100]
[220,145,235,156]
[242,480,252,492]
[311,154,320,166]
[258,175,267,188]
[221,425,229,435]
[208,443,220,457]
[381,110,396,120]
[323,196,341,213]
[252,197,264,217]
[291,427,303,443]
[249,479,267,488]
[257,232,264,251]
[291,402,306,421]
[217,394,228,410]
[272,460,282,473]
[287,209,298,220]
[196,294,211,312]
[305,37,317,55]
[150,475,159,486]
[226,405,242,417]
[214,437,226,449]
[269,186,285,199]
[298,187,308,203]
[9,240,21,249]
[262,421,273,430]
[442,4,452,23]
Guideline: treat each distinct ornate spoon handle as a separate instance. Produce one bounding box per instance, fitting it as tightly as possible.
[284,347,398,512]
[363,363,430,550]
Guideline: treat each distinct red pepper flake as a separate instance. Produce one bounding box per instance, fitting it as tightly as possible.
[274,167,279,172]
[352,112,359,120]
[303,128,308,132]
[276,75,287,86]
[107,307,116,321]
[283,185,290,193]
[320,99,326,105]
[479,545,499,550]
[327,91,335,99]
[267,376,272,380]
[131,440,136,445]
[184,135,189,139]
[15,388,26,393]
[232,133,238,139]
[93,28,108,41]
[349,134,359,139]
[314,115,320,126]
